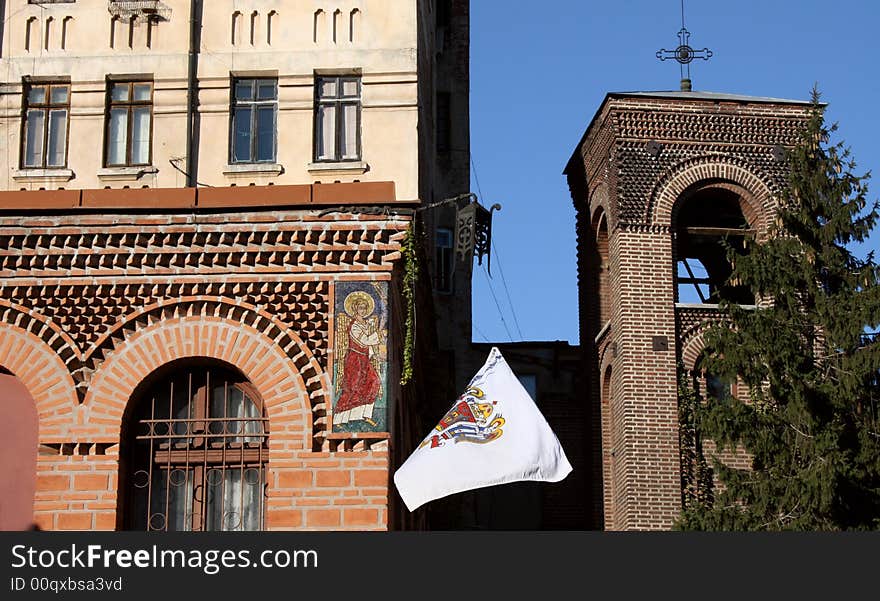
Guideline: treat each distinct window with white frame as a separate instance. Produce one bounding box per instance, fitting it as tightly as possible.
[21,81,70,169]
[314,75,361,162]
[105,80,153,167]
[230,78,277,164]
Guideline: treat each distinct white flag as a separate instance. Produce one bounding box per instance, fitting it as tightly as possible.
[393,347,573,512]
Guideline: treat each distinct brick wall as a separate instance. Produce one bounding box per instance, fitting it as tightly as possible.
[0,184,417,531]
[566,93,812,530]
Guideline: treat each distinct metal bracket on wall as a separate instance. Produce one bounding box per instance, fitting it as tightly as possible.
[455,199,501,275]
[652,336,669,352]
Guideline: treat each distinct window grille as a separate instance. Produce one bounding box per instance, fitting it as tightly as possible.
[123,366,269,532]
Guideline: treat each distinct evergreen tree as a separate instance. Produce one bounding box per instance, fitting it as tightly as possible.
[678,90,880,530]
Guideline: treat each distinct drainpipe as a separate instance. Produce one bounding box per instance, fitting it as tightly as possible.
[186,0,203,187]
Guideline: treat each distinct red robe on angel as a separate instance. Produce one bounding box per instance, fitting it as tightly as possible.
[335,318,382,426]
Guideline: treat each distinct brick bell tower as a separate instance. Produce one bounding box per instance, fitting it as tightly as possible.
[564,90,814,530]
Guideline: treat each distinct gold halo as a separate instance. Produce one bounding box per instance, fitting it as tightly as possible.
[343,291,375,317]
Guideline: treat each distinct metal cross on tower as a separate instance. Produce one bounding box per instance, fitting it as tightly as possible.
[656,0,713,91]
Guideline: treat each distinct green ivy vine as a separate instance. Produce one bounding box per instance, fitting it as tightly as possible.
[400,222,419,386]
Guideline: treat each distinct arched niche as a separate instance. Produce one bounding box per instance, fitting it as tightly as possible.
[0,368,38,530]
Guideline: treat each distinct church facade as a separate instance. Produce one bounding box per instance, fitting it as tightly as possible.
[0,0,470,532]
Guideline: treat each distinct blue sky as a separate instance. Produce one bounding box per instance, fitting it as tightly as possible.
[468,1,880,345]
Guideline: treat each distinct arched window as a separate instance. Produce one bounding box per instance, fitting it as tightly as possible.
[601,365,615,530]
[62,17,73,51]
[313,10,325,44]
[110,16,120,49]
[333,9,342,44]
[694,352,735,402]
[45,16,54,51]
[592,207,611,329]
[349,9,360,43]
[250,11,259,46]
[674,184,754,305]
[231,11,242,46]
[25,17,38,52]
[120,363,268,531]
[267,11,277,46]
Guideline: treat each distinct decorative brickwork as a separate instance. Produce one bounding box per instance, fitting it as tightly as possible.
[566,92,813,530]
[2,286,329,391]
[677,305,727,363]
[648,155,774,230]
[0,194,412,531]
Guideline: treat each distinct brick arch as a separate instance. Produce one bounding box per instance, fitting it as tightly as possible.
[591,203,609,240]
[680,326,712,375]
[648,156,777,233]
[590,202,612,328]
[84,315,318,450]
[596,339,619,531]
[0,300,86,398]
[589,183,612,230]
[597,331,614,372]
[85,297,329,445]
[0,322,79,440]
[599,362,616,531]
[679,316,731,375]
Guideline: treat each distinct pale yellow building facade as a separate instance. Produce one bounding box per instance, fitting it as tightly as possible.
[0,0,448,200]
[0,0,472,533]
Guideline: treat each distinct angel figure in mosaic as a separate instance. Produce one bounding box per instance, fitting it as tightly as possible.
[334,291,384,427]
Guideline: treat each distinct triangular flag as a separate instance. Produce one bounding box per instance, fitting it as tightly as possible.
[393,347,573,512]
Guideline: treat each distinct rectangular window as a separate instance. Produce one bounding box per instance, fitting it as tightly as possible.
[21,82,70,169]
[230,78,277,164]
[104,80,153,167]
[435,227,454,293]
[314,75,361,162]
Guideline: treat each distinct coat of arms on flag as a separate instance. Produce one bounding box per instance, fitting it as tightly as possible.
[418,385,504,449]
[393,347,573,512]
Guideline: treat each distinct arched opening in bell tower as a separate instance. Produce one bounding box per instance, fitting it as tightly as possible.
[673,183,756,305]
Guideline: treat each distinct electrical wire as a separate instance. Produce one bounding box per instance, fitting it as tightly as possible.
[470,152,523,341]
[169,158,214,187]
[480,263,514,342]
[490,239,524,339]
[473,323,491,343]
[470,153,484,200]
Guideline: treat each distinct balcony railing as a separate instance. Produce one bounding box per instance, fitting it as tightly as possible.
[108,0,172,22]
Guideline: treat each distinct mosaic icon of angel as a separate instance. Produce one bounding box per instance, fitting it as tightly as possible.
[334,290,386,428]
